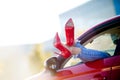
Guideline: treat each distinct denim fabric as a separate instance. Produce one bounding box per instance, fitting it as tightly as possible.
[74,42,110,62]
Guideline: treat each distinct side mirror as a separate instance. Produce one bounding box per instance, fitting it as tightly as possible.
[44,56,66,75]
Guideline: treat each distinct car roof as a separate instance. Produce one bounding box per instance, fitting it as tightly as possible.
[77,16,120,45]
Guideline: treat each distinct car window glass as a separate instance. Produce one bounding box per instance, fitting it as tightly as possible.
[85,33,116,56]
[64,57,81,68]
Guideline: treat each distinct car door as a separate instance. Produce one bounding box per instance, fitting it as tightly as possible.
[57,56,116,80]
[111,55,120,80]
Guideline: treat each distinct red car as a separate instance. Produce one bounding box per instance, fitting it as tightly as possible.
[45,16,120,80]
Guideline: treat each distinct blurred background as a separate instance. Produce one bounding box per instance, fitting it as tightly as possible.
[0,0,120,80]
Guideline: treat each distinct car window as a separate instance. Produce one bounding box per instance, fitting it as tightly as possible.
[85,33,116,56]
[64,33,116,68]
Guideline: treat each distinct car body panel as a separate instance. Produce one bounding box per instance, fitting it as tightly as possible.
[57,56,118,80]
[111,55,120,80]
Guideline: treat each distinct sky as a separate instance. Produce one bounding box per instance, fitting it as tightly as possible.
[0,0,89,46]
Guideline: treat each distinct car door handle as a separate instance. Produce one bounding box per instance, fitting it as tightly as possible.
[103,76,107,80]
[92,74,107,80]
